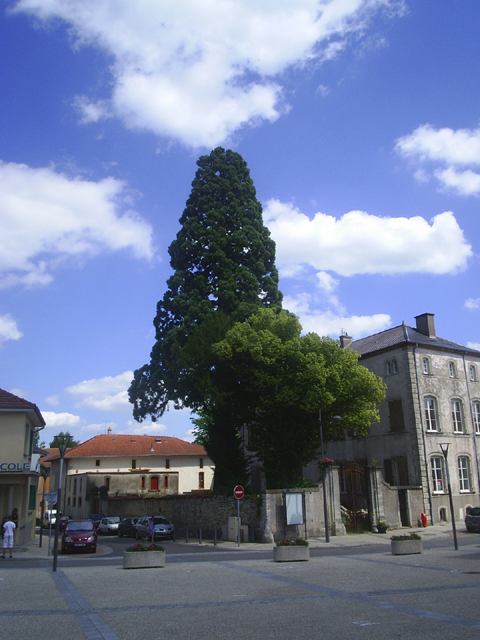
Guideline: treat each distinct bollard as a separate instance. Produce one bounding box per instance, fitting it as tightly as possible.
[214,529,217,546]
[199,528,202,545]
[186,526,189,543]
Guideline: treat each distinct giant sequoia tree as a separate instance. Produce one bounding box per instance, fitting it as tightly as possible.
[129,147,283,489]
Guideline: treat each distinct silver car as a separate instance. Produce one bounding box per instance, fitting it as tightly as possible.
[136,516,175,540]
[465,507,480,532]
[98,516,121,535]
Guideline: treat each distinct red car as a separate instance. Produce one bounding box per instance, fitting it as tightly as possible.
[61,519,97,554]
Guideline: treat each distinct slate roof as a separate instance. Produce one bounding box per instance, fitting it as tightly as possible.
[0,388,46,426]
[351,323,480,358]
[64,434,207,459]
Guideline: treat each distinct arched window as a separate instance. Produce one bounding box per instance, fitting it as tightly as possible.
[451,399,465,433]
[392,359,398,374]
[422,357,430,375]
[458,456,471,492]
[431,456,445,493]
[424,397,438,432]
[472,401,480,435]
[386,361,392,376]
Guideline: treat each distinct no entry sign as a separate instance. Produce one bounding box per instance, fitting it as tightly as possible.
[233,485,244,500]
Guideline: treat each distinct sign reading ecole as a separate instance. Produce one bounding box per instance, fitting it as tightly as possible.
[0,462,31,472]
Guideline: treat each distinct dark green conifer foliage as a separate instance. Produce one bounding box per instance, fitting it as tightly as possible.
[129,147,282,490]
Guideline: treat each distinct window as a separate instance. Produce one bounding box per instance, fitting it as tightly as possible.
[95,459,100,467]
[386,361,392,376]
[164,476,169,488]
[132,459,136,469]
[199,458,204,469]
[199,472,205,489]
[28,485,36,511]
[424,397,438,432]
[449,361,456,378]
[473,402,480,435]
[392,359,398,374]
[73,478,77,495]
[451,400,464,433]
[422,358,430,375]
[150,476,158,491]
[78,497,82,507]
[388,399,405,432]
[458,457,471,492]
[339,464,347,494]
[165,458,170,469]
[470,365,477,382]
[67,497,71,506]
[105,477,110,489]
[141,476,146,489]
[73,497,76,506]
[431,457,445,493]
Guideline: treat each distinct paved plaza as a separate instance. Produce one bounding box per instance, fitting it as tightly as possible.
[1,528,480,640]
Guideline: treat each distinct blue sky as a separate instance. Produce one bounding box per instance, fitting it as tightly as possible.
[1,0,480,446]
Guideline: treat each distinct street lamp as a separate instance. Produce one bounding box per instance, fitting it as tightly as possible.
[38,464,50,549]
[319,410,343,543]
[439,443,458,551]
[52,434,73,571]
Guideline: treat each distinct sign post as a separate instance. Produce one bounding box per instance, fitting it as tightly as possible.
[233,485,244,546]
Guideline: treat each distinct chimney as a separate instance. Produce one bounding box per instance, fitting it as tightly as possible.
[415,313,436,338]
[107,426,112,435]
[340,334,352,349]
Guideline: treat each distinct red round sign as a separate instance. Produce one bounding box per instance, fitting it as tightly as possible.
[233,485,244,499]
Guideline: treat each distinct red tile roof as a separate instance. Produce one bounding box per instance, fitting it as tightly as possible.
[65,434,207,459]
[0,388,46,426]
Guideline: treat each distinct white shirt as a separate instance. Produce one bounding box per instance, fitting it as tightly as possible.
[3,521,15,536]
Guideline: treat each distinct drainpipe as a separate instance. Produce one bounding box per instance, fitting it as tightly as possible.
[413,344,434,524]
[462,353,480,495]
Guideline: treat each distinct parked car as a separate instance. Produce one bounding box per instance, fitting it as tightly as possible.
[136,516,175,540]
[43,510,60,528]
[118,517,140,538]
[98,516,121,535]
[465,507,480,532]
[62,519,97,554]
[58,516,71,532]
[88,514,106,532]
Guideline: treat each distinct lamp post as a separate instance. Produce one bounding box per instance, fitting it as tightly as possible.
[38,465,50,549]
[319,410,342,543]
[52,434,73,571]
[439,443,458,551]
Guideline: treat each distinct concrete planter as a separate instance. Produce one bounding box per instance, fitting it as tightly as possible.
[123,550,165,569]
[391,539,423,556]
[273,546,309,562]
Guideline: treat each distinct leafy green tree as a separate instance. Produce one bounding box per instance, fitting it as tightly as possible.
[129,147,283,490]
[49,431,80,448]
[205,308,386,489]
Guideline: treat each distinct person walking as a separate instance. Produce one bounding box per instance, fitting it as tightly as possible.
[2,515,16,559]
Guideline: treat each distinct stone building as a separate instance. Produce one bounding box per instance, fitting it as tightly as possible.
[48,433,214,518]
[326,313,480,527]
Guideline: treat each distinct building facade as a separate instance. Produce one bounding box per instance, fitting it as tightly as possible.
[52,434,214,518]
[327,313,480,527]
[0,389,46,544]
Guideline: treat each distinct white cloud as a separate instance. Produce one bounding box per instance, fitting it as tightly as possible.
[45,395,61,407]
[396,123,480,195]
[467,342,480,351]
[12,0,399,148]
[264,199,472,277]
[66,371,133,412]
[465,298,480,310]
[0,162,153,289]
[0,314,23,344]
[284,294,390,338]
[122,420,168,436]
[42,411,84,429]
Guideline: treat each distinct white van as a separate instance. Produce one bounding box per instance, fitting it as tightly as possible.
[43,510,58,528]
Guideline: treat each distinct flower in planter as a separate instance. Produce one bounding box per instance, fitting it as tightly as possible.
[390,533,421,541]
[376,520,388,532]
[318,457,335,467]
[276,538,309,547]
[125,543,165,552]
